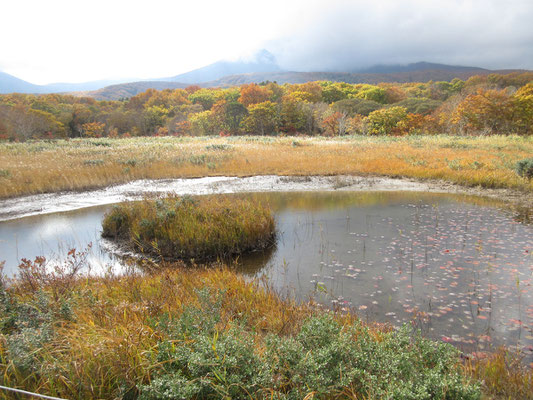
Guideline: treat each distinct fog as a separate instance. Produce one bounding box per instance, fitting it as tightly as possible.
[270,0,533,71]
[1,0,532,84]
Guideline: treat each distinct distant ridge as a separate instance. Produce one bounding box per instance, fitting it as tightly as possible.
[1,58,529,100]
[0,70,134,94]
[78,81,189,100]
[0,71,42,93]
[159,49,282,84]
[357,61,488,74]
[84,66,527,100]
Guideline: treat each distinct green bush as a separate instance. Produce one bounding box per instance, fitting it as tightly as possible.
[515,158,533,179]
[102,195,276,261]
[140,290,481,400]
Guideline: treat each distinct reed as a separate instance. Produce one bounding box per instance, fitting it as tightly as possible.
[102,195,276,261]
[0,135,531,198]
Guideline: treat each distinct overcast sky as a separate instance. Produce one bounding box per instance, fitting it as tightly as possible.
[1,0,532,84]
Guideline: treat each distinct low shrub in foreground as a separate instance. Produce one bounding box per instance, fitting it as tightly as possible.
[0,260,482,400]
[140,291,480,399]
[102,195,275,261]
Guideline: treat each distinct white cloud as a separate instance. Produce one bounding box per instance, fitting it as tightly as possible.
[271,0,533,71]
[1,0,531,83]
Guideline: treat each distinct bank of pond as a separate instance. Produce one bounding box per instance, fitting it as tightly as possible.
[0,191,532,399]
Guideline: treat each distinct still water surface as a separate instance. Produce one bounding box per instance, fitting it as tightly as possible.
[1,191,532,357]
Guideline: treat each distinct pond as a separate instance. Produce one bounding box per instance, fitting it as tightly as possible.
[1,191,532,359]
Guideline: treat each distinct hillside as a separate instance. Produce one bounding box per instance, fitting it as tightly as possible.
[357,61,489,74]
[0,71,42,93]
[0,71,134,94]
[83,66,526,100]
[78,81,189,100]
[160,49,282,83]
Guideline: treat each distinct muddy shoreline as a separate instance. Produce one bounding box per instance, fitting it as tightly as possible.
[1,175,531,222]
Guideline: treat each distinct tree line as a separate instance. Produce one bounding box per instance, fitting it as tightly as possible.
[0,72,531,141]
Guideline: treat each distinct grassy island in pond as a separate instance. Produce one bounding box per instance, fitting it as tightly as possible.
[102,195,275,261]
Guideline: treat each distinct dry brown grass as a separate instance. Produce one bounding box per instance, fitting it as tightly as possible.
[0,266,322,398]
[463,348,533,399]
[0,135,532,198]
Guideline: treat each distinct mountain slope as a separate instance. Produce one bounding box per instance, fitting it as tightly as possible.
[205,68,512,87]
[82,81,189,100]
[0,71,42,93]
[83,65,526,100]
[357,61,489,74]
[0,71,135,94]
[161,49,282,83]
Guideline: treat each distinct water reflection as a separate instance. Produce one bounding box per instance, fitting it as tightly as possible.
[0,191,532,359]
[236,192,533,358]
[0,205,119,276]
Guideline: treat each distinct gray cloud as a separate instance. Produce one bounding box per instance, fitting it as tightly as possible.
[268,0,533,71]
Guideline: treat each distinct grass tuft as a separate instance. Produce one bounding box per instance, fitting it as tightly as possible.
[102,195,276,261]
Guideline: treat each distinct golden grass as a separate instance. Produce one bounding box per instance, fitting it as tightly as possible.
[102,195,275,261]
[0,267,324,398]
[0,135,532,198]
[463,348,533,399]
[1,264,529,399]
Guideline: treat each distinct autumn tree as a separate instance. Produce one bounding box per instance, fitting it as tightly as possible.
[189,111,215,136]
[513,83,533,135]
[238,83,273,107]
[280,97,307,133]
[286,82,323,103]
[143,105,170,134]
[354,85,387,104]
[242,101,279,135]
[211,100,248,134]
[82,122,106,137]
[365,106,408,135]
[332,98,382,117]
[188,89,217,110]
[452,88,515,134]
[393,98,442,115]
[321,111,349,136]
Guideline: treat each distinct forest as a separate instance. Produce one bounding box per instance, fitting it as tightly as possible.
[0,71,532,141]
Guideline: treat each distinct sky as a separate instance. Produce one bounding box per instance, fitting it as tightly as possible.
[1,0,532,84]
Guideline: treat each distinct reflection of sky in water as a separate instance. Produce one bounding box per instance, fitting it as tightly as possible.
[0,205,117,276]
[0,191,532,359]
[238,192,533,359]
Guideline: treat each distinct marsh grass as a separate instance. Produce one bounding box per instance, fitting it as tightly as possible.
[464,349,533,399]
[102,195,276,262]
[0,135,532,198]
[0,256,486,400]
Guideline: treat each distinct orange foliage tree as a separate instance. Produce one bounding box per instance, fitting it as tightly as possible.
[238,84,273,107]
[452,89,515,134]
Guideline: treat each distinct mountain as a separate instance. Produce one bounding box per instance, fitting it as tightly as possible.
[159,49,282,83]
[82,81,189,101]
[204,68,523,87]
[2,58,528,100]
[0,71,134,94]
[0,49,281,95]
[0,71,41,93]
[83,64,526,100]
[357,61,489,74]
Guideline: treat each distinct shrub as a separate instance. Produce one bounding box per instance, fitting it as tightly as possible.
[102,195,275,261]
[141,299,481,400]
[515,158,533,179]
